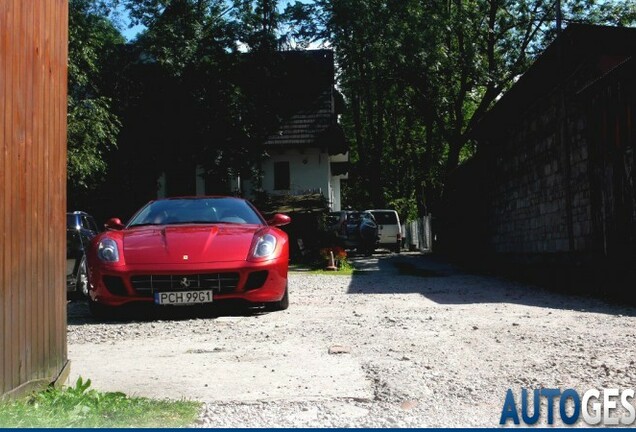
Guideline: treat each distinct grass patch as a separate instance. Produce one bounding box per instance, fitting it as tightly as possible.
[289,262,354,275]
[0,377,201,428]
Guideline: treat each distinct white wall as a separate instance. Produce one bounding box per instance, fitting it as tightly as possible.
[233,147,349,211]
[330,176,341,211]
[261,148,331,197]
[156,152,347,211]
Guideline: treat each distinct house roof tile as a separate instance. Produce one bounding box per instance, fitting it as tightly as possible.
[261,50,347,154]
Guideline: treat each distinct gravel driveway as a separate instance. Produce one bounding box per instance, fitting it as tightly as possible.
[67,253,636,427]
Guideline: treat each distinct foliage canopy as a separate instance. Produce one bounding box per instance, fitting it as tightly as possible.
[68,0,636,219]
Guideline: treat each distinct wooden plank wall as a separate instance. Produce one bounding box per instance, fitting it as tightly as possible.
[1,0,68,398]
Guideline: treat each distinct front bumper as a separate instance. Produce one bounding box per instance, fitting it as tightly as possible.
[87,259,288,307]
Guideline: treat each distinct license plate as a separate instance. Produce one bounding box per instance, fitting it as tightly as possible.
[154,290,214,305]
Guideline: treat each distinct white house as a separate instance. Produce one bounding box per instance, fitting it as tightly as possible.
[241,50,348,211]
[157,50,348,210]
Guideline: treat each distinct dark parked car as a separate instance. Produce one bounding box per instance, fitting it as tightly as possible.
[325,211,347,238]
[345,211,379,255]
[66,211,99,297]
[325,210,378,255]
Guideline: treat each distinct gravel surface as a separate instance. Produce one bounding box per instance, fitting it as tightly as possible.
[67,252,636,427]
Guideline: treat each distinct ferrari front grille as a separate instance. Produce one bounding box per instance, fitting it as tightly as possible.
[131,273,240,296]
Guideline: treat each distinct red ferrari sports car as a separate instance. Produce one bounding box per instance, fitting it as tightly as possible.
[86,196,290,318]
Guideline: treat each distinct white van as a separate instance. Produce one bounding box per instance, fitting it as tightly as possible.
[366,209,401,253]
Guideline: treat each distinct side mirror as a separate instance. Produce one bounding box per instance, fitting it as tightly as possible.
[104,217,124,230]
[267,213,291,227]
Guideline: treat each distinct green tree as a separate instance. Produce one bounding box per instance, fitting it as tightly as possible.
[285,0,636,217]
[68,0,124,190]
[109,0,283,202]
[117,0,307,194]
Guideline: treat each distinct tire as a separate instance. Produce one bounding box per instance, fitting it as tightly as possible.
[76,256,89,298]
[264,283,289,312]
[88,300,113,320]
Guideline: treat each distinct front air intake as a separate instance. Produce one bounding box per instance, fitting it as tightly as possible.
[103,276,127,296]
[244,271,269,291]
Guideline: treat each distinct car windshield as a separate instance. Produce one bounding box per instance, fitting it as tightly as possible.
[371,211,397,224]
[128,198,263,227]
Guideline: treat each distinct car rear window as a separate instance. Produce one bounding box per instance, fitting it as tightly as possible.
[347,213,362,223]
[66,214,77,229]
[372,211,397,224]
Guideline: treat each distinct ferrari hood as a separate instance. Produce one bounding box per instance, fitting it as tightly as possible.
[122,224,261,264]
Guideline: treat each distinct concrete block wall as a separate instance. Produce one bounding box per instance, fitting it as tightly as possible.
[486,64,601,257]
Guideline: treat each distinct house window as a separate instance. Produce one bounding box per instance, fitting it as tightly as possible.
[274,161,290,190]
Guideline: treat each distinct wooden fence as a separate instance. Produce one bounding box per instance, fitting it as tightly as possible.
[1,0,69,398]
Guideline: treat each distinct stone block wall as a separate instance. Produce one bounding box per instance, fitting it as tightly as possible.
[439,29,636,298]
[485,63,601,258]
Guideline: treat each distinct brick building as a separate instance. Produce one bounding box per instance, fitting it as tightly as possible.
[439,24,636,295]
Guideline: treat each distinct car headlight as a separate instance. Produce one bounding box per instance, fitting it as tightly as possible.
[97,238,120,262]
[252,233,277,259]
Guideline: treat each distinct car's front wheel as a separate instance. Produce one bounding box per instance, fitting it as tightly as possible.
[76,256,89,297]
[264,283,289,312]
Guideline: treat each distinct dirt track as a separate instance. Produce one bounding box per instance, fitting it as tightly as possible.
[66,253,636,427]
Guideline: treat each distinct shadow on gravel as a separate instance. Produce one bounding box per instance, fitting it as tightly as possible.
[346,253,636,317]
[67,299,269,325]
